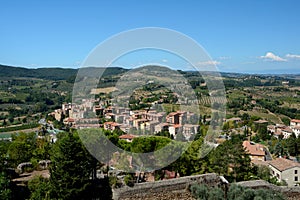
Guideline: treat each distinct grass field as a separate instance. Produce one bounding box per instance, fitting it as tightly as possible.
[240,110,282,124]
[91,87,118,94]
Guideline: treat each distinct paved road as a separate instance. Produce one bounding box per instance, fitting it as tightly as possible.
[0,127,40,135]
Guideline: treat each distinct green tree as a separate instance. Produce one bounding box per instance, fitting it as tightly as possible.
[8,116,14,124]
[7,132,36,167]
[2,119,7,127]
[190,184,209,200]
[22,117,27,124]
[124,174,135,187]
[49,132,93,199]
[0,172,11,200]
[257,124,270,141]
[32,138,52,161]
[171,138,210,176]
[208,187,225,200]
[274,141,289,158]
[209,137,253,182]
[227,184,248,200]
[0,141,12,200]
[0,141,10,170]
[286,133,298,156]
[130,136,171,153]
[191,184,286,200]
[228,184,285,200]
[281,117,290,126]
[28,176,51,200]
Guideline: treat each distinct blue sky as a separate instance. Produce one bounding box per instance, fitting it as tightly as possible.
[1,0,300,73]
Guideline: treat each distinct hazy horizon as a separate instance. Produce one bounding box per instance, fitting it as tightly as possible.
[1,62,300,75]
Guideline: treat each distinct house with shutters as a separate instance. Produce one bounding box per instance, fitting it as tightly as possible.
[269,158,300,187]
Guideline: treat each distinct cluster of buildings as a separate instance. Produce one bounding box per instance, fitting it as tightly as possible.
[267,119,300,139]
[49,102,76,124]
[98,108,199,141]
[243,140,300,187]
[49,100,300,186]
[49,99,200,141]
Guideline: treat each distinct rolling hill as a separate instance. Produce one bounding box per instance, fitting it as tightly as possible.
[0,64,128,80]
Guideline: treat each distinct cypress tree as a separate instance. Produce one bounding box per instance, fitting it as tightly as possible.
[49,132,92,199]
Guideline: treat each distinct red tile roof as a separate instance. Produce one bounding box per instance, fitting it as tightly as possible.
[282,127,293,133]
[104,122,119,126]
[243,141,265,156]
[269,158,300,171]
[291,119,300,123]
[65,118,75,122]
[119,134,137,139]
[252,160,270,166]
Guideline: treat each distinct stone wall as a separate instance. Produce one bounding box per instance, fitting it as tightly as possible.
[113,174,300,200]
[113,173,222,200]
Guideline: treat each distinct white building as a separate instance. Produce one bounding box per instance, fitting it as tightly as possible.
[291,119,300,127]
[292,126,300,138]
[282,127,293,139]
[269,158,300,187]
[168,124,182,137]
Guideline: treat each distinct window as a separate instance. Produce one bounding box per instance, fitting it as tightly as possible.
[295,170,298,174]
[295,176,298,182]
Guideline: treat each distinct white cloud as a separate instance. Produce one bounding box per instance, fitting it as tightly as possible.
[219,56,231,60]
[197,60,221,66]
[162,59,168,63]
[286,54,300,59]
[260,52,287,62]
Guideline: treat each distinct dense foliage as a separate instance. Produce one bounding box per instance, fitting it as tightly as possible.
[190,183,286,200]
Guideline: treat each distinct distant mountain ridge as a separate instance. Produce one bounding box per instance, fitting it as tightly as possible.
[1,64,299,80]
[0,64,128,80]
[0,64,78,80]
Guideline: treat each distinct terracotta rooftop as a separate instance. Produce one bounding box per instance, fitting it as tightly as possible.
[76,124,100,128]
[267,125,275,129]
[243,141,265,156]
[282,127,293,133]
[252,160,270,166]
[64,118,75,122]
[119,134,137,139]
[104,122,119,126]
[291,119,300,123]
[274,131,282,136]
[269,158,300,171]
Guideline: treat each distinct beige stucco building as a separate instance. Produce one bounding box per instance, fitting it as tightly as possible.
[268,158,300,187]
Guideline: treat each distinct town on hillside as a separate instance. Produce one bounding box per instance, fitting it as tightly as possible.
[1,66,300,199]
